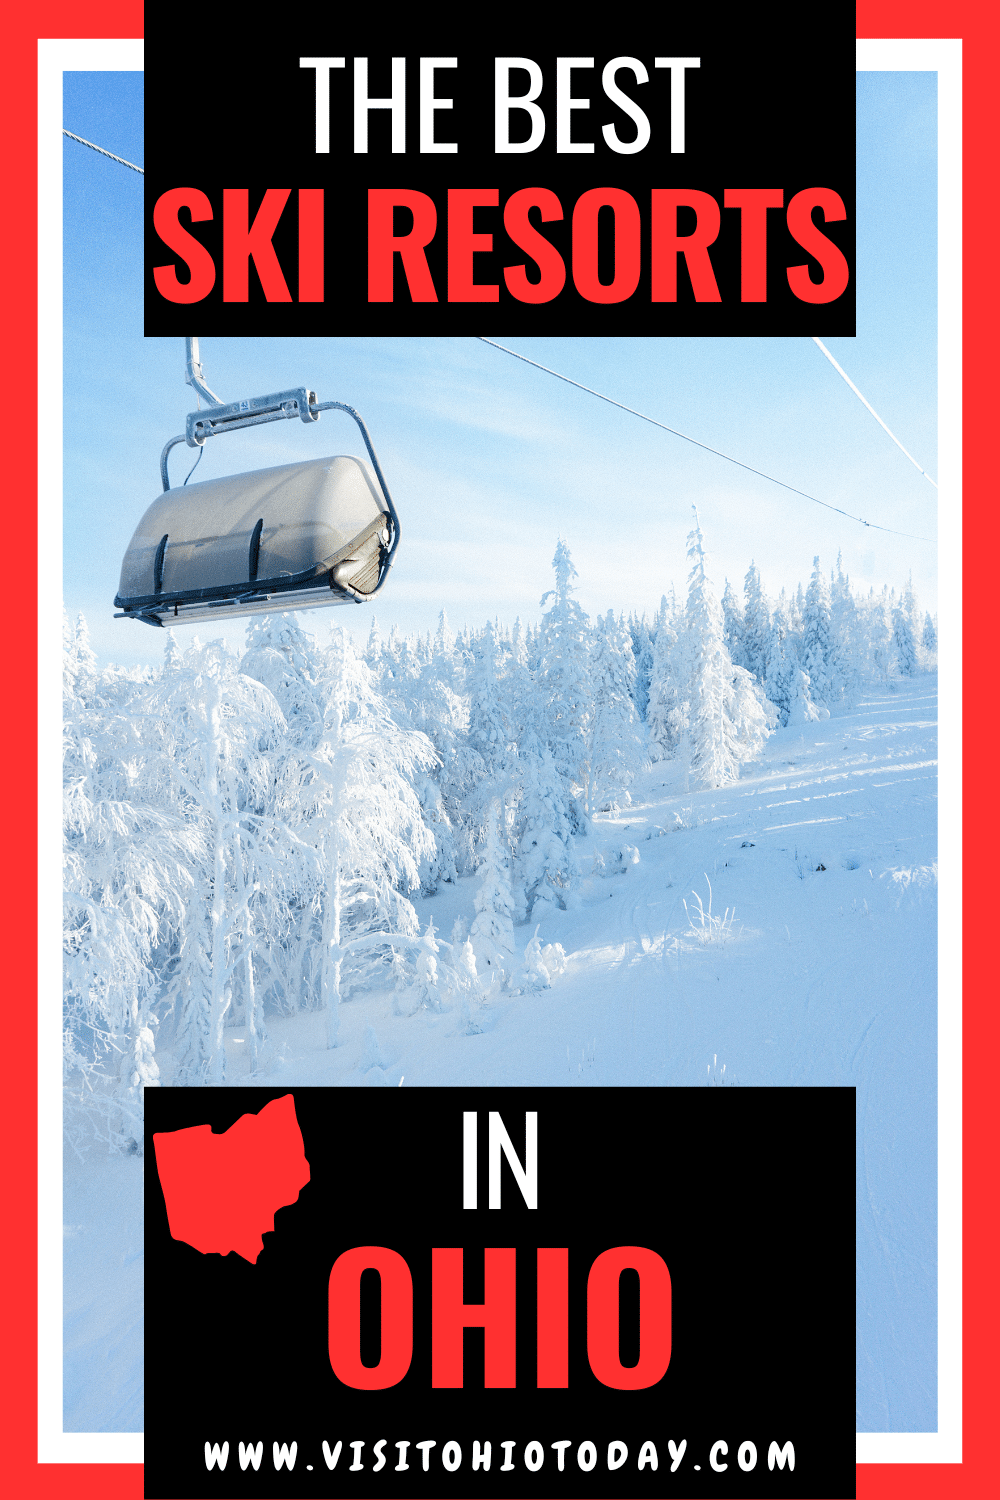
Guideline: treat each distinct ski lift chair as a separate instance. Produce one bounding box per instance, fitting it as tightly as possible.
[114,340,400,628]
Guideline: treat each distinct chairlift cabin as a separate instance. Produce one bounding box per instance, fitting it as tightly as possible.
[115,340,400,628]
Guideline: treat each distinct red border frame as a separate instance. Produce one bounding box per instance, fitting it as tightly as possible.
[852,2,1000,1489]
[4,2,996,1495]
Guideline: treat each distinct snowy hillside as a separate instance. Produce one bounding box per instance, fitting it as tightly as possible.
[64,674,937,1432]
[183,678,937,1093]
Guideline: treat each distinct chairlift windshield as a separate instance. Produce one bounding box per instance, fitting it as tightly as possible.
[114,339,400,628]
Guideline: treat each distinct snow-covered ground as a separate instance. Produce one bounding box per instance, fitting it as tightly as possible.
[64,674,937,1432]
[63,1150,144,1431]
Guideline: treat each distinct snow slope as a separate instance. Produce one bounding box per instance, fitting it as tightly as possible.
[64,675,938,1433]
[63,1151,144,1431]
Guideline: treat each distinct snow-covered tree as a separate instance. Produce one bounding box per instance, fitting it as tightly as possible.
[683,510,774,787]
[468,619,512,768]
[742,564,771,684]
[511,731,577,921]
[829,554,861,706]
[433,607,454,662]
[141,639,301,1083]
[801,557,834,708]
[793,581,806,631]
[301,628,437,1044]
[764,604,795,726]
[364,615,382,668]
[415,919,442,1007]
[63,609,98,704]
[536,540,592,816]
[892,599,917,676]
[585,610,646,814]
[629,613,654,720]
[469,801,517,987]
[893,574,922,677]
[241,613,323,748]
[787,667,828,724]
[514,927,567,993]
[863,588,896,685]
[646,612,687,760]
[63,644,177,1149]
[721,580,746,668]
[922,611,937,659]
[509,616,528,669]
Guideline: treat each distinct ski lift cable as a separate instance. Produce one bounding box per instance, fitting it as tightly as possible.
[60,127,939,535]
[811,337,937,488]
[63,129,143,175]
[476,336,934,543]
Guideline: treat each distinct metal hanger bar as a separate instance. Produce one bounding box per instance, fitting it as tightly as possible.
[184,336,225,407]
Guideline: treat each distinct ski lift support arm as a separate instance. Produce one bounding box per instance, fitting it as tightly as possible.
[185,335,224,408]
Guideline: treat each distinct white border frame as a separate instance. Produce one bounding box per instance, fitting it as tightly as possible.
[38,31,961,1473]
[854,37,962,1466]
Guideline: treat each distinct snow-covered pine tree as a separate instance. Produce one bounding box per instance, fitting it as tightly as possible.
[438,930,481,1010]
[629,613,654,720]
[516,928,554,993]
[585,610,646,814]
[397,634,422,686]
[63,609,98,704]
[786,666,827,724]
[510,616,528,669]
[468,619,512,774]
[147,639,305,1083]
[741,564,771,684]
[922,611,937,658]
[893,574,921,676]
[536,540,592,823]
[303,628,437,1045]
[463,619,531,870]
[645,610,687,759]
[684,511,774,787]
[766,599,829,726]
[469,800,517,987]
[793,581,806,630]
[509,729,577,921]
[865,588,896,685]
[615,611,638,703]
[829,553,861,706]
[683,513,728,785]
[514,927,566,994]
[721,580,747,668]
[400,631,484,881]
[801,557,835,708]
[240,615,356,1017]
[892,597,918,676]
[503,619,534,729]
[365,615,382,669]
[432,607,453,667]
[63,625,197,1149]
[241,613,324,748]
[762,603,794,726]
[412,919,442,1011]
[376,627,470,891]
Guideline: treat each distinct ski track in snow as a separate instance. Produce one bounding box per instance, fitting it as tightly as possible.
[64,676,938,1434]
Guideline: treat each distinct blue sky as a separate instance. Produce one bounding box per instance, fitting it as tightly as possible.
[63,70,937,667]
